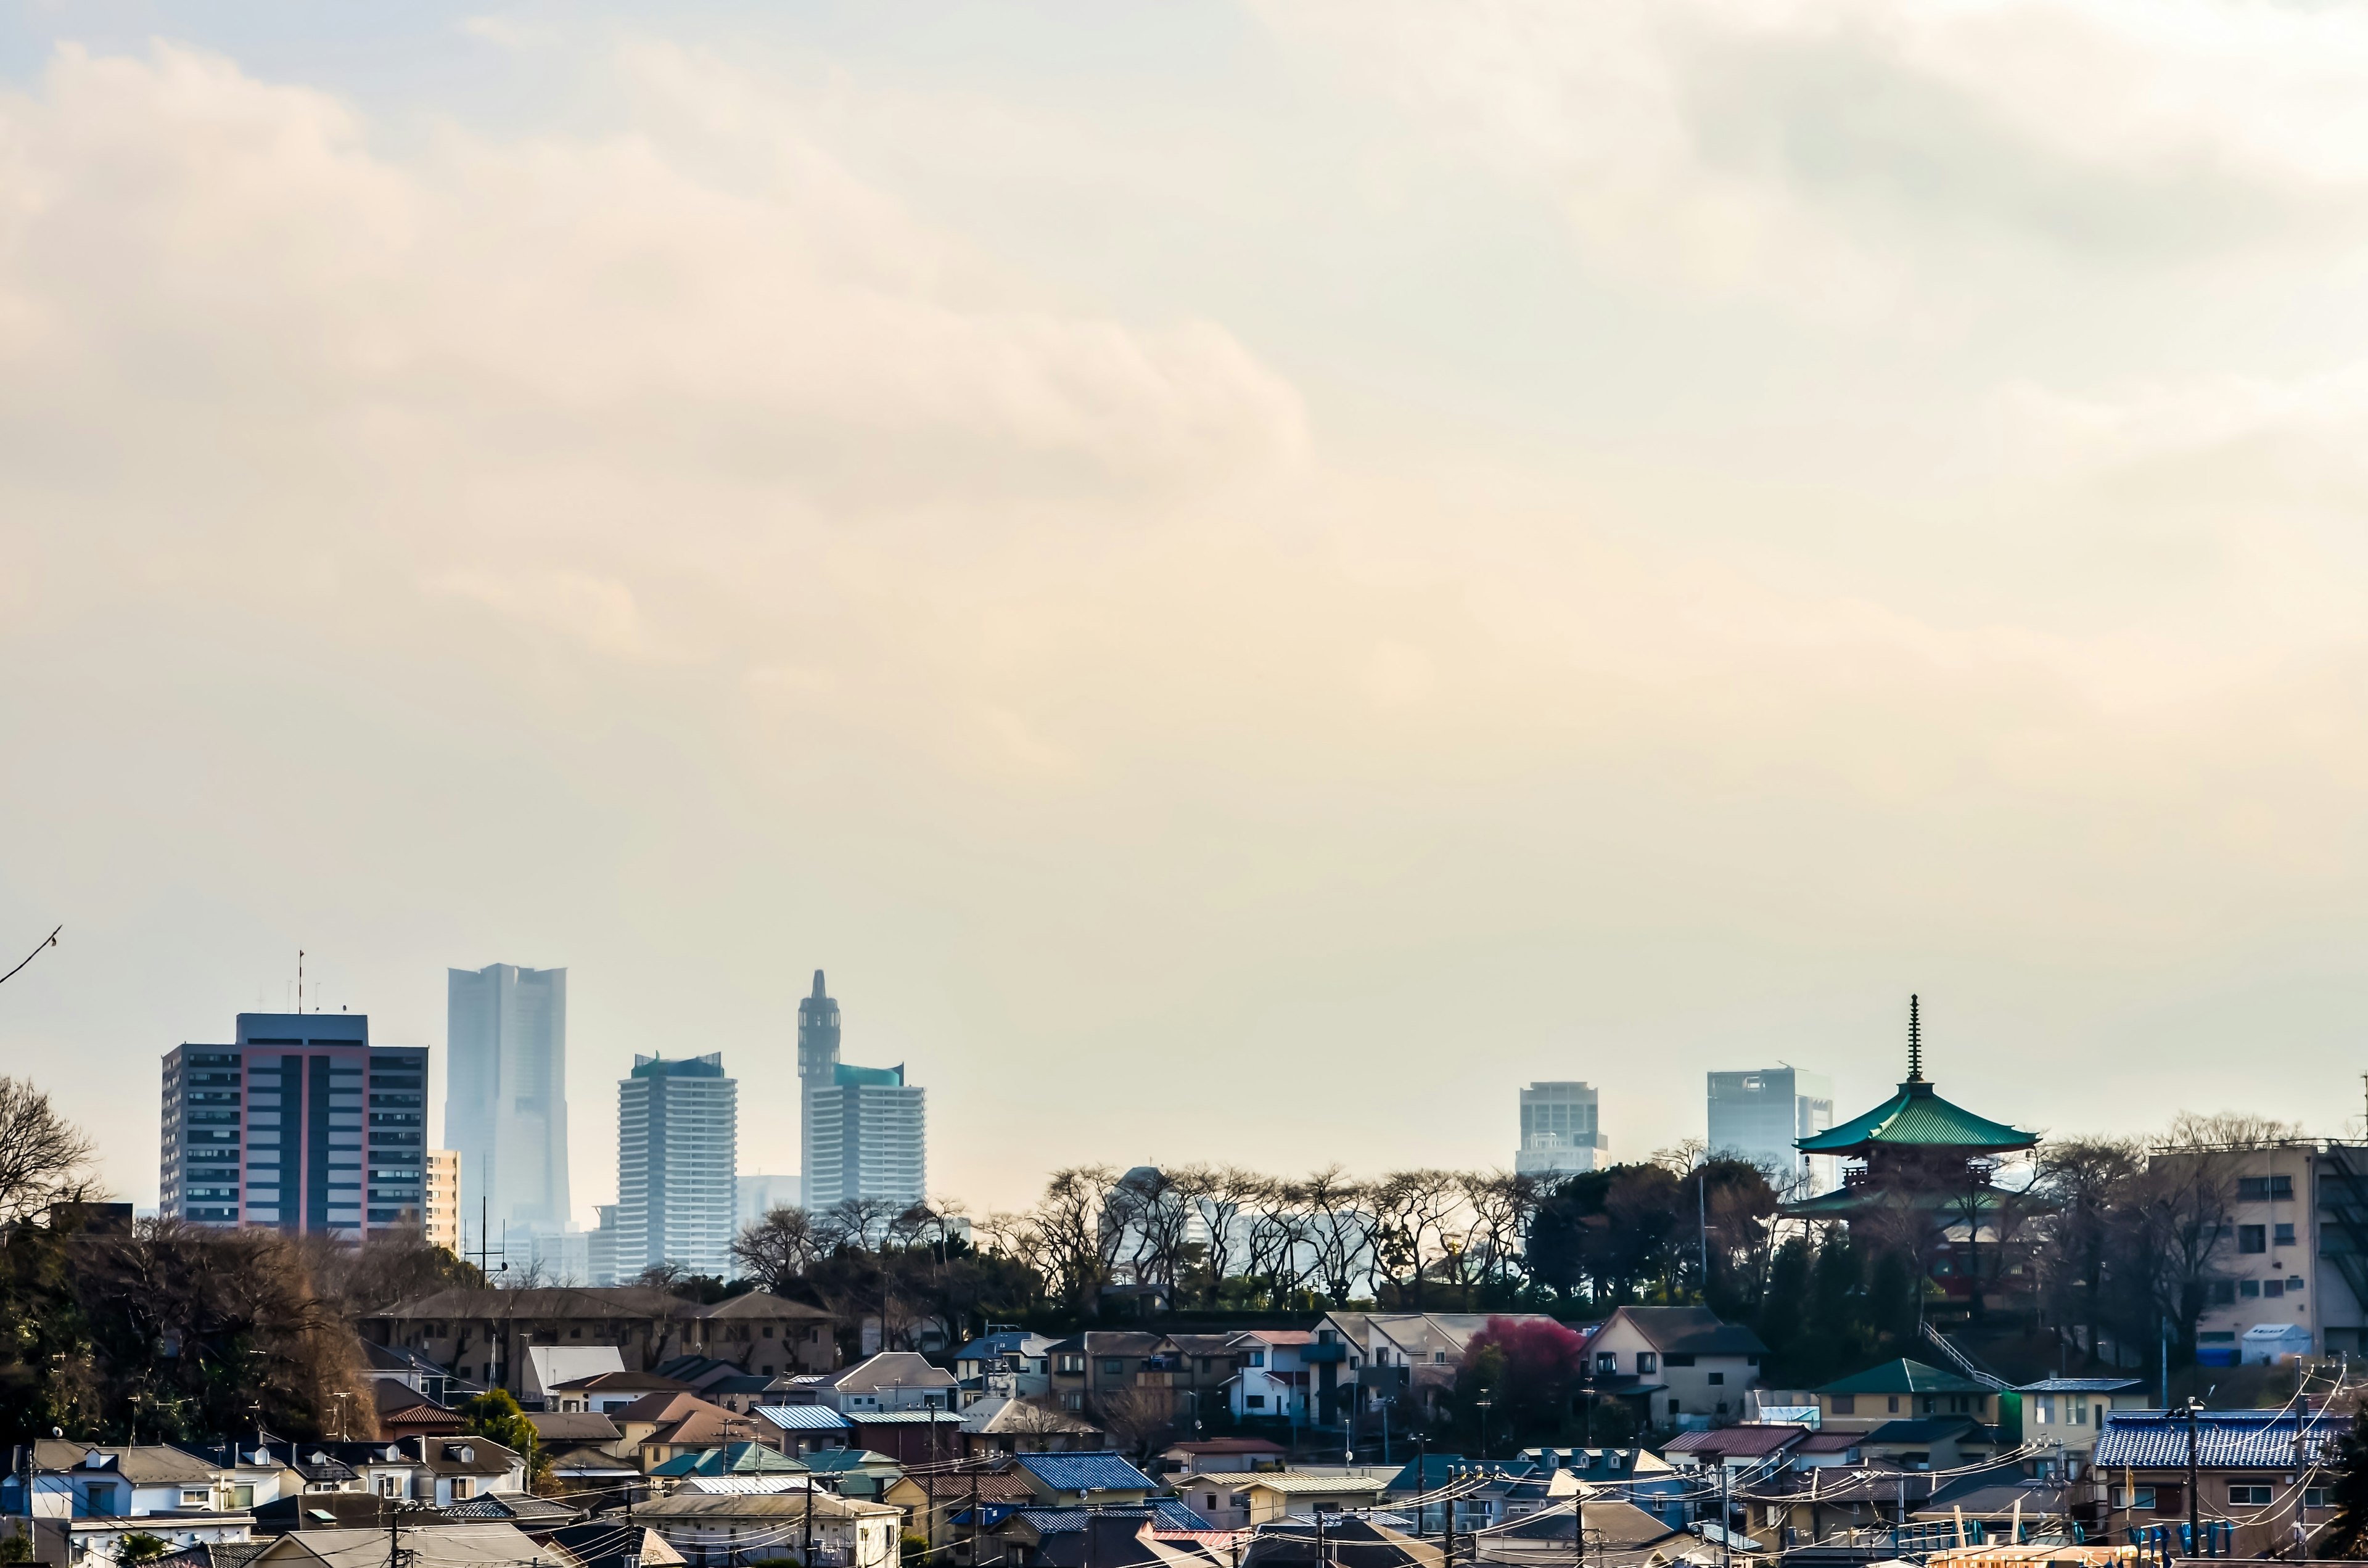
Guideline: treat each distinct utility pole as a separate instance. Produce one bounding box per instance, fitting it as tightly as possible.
[2293,1421,2309,1562]
[1416,1430,1428,1541]
[804,1468,815,1566]
[1719,1463,1732,1568]
[2185,1399,2203,1559]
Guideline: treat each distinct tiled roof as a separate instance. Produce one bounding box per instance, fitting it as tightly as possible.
[2094,1411,2339,1471]
[1014,1501,1214,1535]
[1664,1426,1807,1458]
[1818,1358,1991,1397]
[1797,1079,2035,1154]
[753,1405,852,1431]
[845,1411,964,1426]
[1606,1307,1767,1357]
[2016,1377,2145,1394]
[1219,1473,1386,1494]
[1012,1451,1161,1493]
[799,1448,900,1474]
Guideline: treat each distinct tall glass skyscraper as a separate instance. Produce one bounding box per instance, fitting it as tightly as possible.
[1515,1081,1608,1178]
[798,971,926,1214]
[445,964,570,1245]
[159,1012,427,1239]
[616,1053,737,1278]
[1707,1067,1836,1196]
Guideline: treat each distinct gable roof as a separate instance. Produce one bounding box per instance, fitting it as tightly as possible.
[1601,1307,1766,1356]
[2094,1410,2339,1470]
[754,1405,853,1433]
[524,1411,622,1443]
[828,1352,959,1392]
[1663,1426,1806,1459]
[1011,1451,1161,1493]
[1818,1358,1991,1397]
[44,1443,224,1484]
[250,1524,545,1568]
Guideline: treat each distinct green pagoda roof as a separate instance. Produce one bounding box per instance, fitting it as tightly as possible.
[1796,995,2037,1157]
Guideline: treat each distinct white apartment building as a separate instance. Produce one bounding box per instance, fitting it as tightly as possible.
[1516,1082,1608,1178]
[616,1053,738,1279]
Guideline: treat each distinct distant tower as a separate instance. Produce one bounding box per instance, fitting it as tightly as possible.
[615,1053,737,1279]
[444,964,570,1248]
[1516,1082,1608,1178]
[798,971,926,1217]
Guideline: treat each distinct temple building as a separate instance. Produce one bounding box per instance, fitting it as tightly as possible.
[1788,996,2039,1318]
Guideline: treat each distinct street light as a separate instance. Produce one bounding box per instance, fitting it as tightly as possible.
[1475,1395,1494,1463]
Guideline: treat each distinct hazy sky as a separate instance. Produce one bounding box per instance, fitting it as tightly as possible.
[8,0,2368,1225]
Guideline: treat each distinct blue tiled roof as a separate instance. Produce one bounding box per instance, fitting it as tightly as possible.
[2094,1411,2340,1471]
[1014,1501,1215,1535]
[1154,1500,1215,1530]
[1012,1451,1159,1493]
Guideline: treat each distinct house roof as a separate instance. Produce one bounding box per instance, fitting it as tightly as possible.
[1012,1451,1161,1493]
[250,1524,546,1568]
[1818,1358,1992,1397]
[1602,1307,1767,1357]
[754,1405,853,1432]
[1013,1501,1214,1535]
[2016,1377,2145,1394]
[827,1352,959,1392]
[524,1412,622,1443]
[541,1525,685,1568]
[952,1331,1054,1361]
[633,1491,899,1522]
[1862,1418,1981,1443]
[553,1369,693,1394]
[896,1471,1040,1504]
[699,1291,832,1321]
[2094,1411,2340,1470]
[845,1411,964,1427]
[43,1442,223,1484]
[799,1448,903,1474]
[417,1439,524,1477]
[1795,1077,2036,1155]
[1195,1473,1383,1495]
[648,1443,809,1477]
[960,1396,1101,1437]
[370,1285,828,1324]
[1794,1432,1864,1454]
[1516,1448,1675,1482]
[1229,1330,1315,1347]
[437,1494,582,1526]
[1663,1426,1807,1459]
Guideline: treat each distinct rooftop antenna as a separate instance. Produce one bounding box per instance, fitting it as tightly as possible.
[1906,994,1923,1082]
[298,950,305,1015]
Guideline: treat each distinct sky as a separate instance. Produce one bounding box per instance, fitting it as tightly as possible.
[8,0,2368,1225]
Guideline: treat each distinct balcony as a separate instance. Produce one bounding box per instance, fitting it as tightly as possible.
[1302,1342,1347,1363]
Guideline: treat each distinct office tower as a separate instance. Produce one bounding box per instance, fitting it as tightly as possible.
[158,1013,427,1239]
[616,1054,737,1279]
[424,1149,461,1250]
[444,964,570,1246]
[1515,1082,1608,1178]
[736,1173,800,1234]
[1708,1067,1836,1195]
[797,972,926,1213]
[586,1204,620,1286]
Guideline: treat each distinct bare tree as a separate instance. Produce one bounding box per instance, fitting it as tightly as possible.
[1093,1383,1180,1461]
[732,1205,825,1294]
[1295,1167,1379,1307]
[1032,1166,1122,1313]
[1174,1165,1265,1294]
[0,1077,95,1226]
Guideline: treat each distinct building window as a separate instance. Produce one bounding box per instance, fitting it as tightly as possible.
[2307,1489,2330,1508]
[1064,1392,1083,1411]
[181,1491,208,1508]
[1888,1397,1900,1414]
[2266,1279,2286,1298]
[1246,1395,1265,1409]
[2241,1279,2261,1298]
[2114,1488,2156,1511]
[2231,1486,2273,1506]
[1707,1372,1725,1386]
[451,1479,472,1500]
[1596,1352,1618,1374]
[2275,1223,2297,1247]
[1249,1352,1265,1368]
[2238,1176,2294,1201]
[2239,1226,2267,1254]
[1637,1353,1658,1375]
[1101,1358,1125,1376]
[2211,1280,2237,1305]
[1058,1355,1084,1374]
[1832,1397,1855,1415]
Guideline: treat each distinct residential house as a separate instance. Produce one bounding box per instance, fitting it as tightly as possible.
[2,1443,254,1567]
[1854,1419,1992,1472]
[2014,1378,2148,1475]
[357,1286,834,1404]
[372,1382,464,1444]
[970,1500,1213,1568]
[1169,1473,1384,1530]
[648,1443,810,1481]
[1008,1454,1162,1509]
[785,1352,960,1414]
[1663,1426,1809,1479]
[1749,1465,1938,1548]
[844,1413,968,1467]
[612,1392,763,1472]
[881,1467,1039,1550]
[1042,1334,1232,1426]
[410,1439,528,1507]
[1583,1307,1767,1430]
[545,1369,694,1416]
[360,1343,462,1410]
[952,1333,1056,1406]
[541,1524,686,1568]
[519,1414,636,1498]
[1813,1360,2001,1432]
[651,1355,802,1415]
[2092,1408,2338,1554]
[624,1490,905,1568]
[751,1406,855,1458]
[1516,1448,1685,1527]
[242,1524,551,1568]
[1156,1440,1286,1476]
[522,1345,626,1408]
[956,1398,1105,1460]
[798,1451,907,1503]
[1220,1332,1315,1425]
[1312,1313,1572,1430]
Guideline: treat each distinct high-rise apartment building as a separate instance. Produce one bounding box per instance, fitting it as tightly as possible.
[736,1173,800,1234]
[444,964,570,1247]
[616,1054,737,1279]
[424,1149,461,1250]
[1708,1067,1836,1195]
[797,972,926,1213]
[1515,1082,1608,1178]
[159,1013,427,1239]
[587,1204,621,1286]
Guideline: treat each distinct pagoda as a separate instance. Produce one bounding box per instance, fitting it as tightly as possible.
[1784,997,2039,1310]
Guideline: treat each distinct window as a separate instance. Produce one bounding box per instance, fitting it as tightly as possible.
[569,1328,582,1339]
[2238,1175,2294,1201]
[1101,1358,1125,1376]
[379,1477,402,1498]
[1637,1353,1658,1375]
[1832,1396,1856,1415]
[2069,1396,2090,1426]
[2211,1279,2237,1305]
[1667,1398,1681,1417]
[1947,1395,1968,1414]
[1888,1396,1901,1414]
[1434,1351,1447,1363]
[2241,1279,2261,1298]
[1596,1352,1619,1374]
[1246,1395,1265,1410]
[1707,1372,1725,1385]
[2240,1225,2267,1254]
[1058,1355,1085,1374]
[1248,1352,1265,1368]
[2276,1223,2296,1246]
[2290,1277,2307,1292]
[81,1484,118,1518]
[2230,1485,2273,1506]
[2114,1487,2156,1511]
[1064,1392,1084,1411]
[451,1479,473,1500]
[2307,1488,2329,1508]
[1205,1496,1219,1510]
[2266,1279,2286,1298]
[181,1490,208,1508]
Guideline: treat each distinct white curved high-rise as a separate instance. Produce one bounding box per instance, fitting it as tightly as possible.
[445,963,571,1246]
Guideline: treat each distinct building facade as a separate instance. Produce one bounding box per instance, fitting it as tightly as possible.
[735,1173,799,1238]
[158,1013,427,1239]
[1708,1067,1835,1196]
[424,1149,461,1251]
[1515,1081,1608,1178]
[444,964,570,1247]
[617,1054,738,1279]
[797,972,926,1212]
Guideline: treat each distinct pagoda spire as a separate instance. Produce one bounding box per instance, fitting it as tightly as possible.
[1907,993,1923,1082]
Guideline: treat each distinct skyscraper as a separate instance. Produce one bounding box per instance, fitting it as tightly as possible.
[159,1012,427,1239]
[616,1053,737,1279]
[797,972,926,1213]
[1707,1067,1835,1196]
[1515,1082,1608,1178]
[444,964,570,1244]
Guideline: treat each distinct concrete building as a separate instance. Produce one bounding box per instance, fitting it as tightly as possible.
[444,964,570,1247]
[424,1149,461,1251]
[158,1012,427,1240]
[2185,1139,2368,1362]
[587,1204,621,1286]
[735,1173,799,1238]
[797,972,926,1213]
[1515,1081,1607,1178]
[1707,1067,1835,1196]
[617,1054,738,1279]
